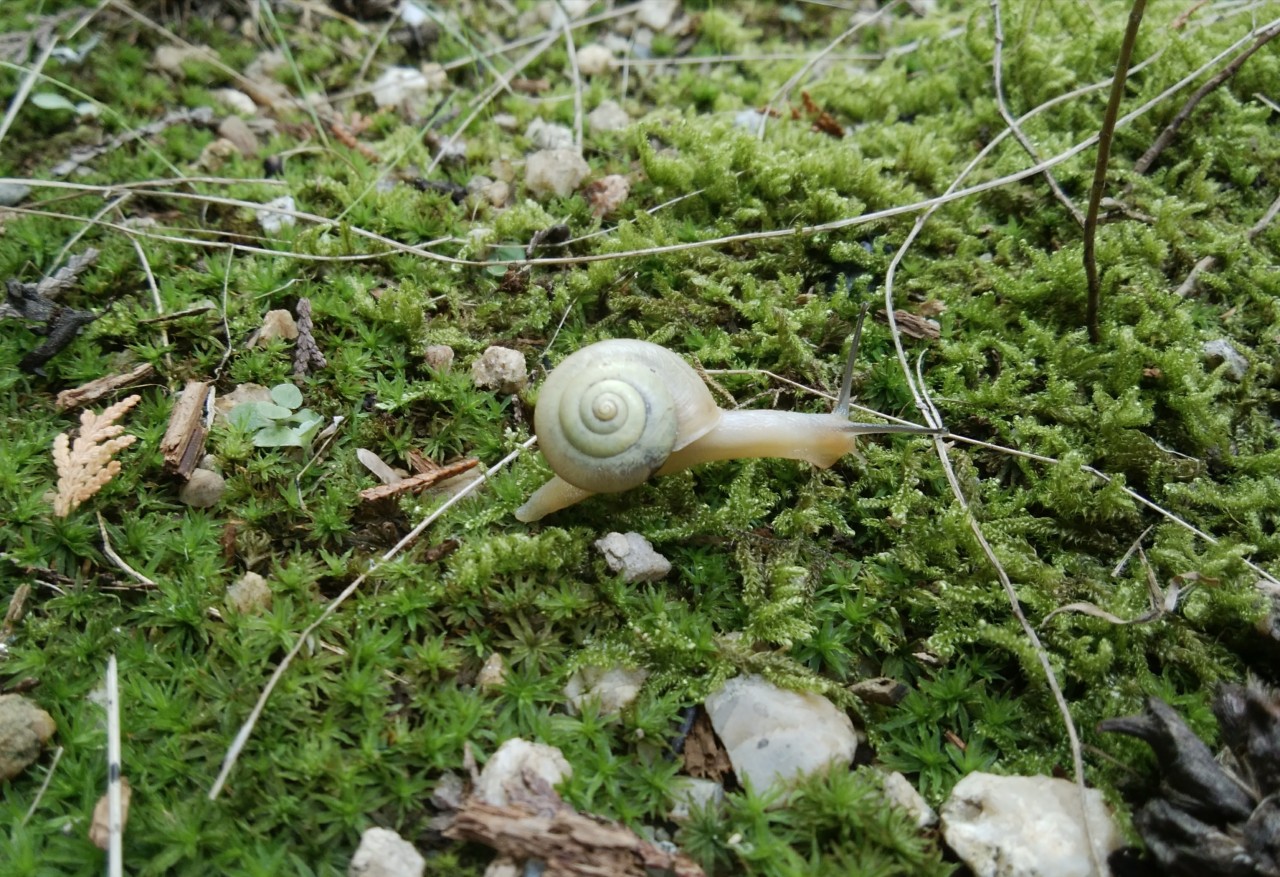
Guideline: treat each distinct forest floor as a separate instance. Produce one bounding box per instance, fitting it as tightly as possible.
[2,0,1279,874]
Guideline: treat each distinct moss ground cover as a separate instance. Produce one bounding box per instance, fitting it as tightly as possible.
[1,1,1278,873]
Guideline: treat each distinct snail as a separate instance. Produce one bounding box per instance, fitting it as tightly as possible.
[515,334,940,522]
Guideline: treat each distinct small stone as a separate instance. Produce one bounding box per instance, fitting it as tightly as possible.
[154,45,215,74]
[218,115,258,156]
[526,117,575,151]
[226,571,272,615]
[254,309,299,345]
[587,100,630,134]
[475,738,572,807]
[940,772,1122,877]
[564,665,648,714]
[1202,339,1249,382]
[466,176,509,208]
[0,182,31,206]
[576,44,614,76]
[0,694,56,781]
[477,653,507,689]
[636,0,679,31]
[482,859,519,877]
[256,195,296,234]
[179,468,225,509]
[371,65,446,108]
[212,88,257,115]
[89,777,132,850]
[704,674,857,794]
[215,384,272,423]
[424,345,455,373]
[882,770,937,829]
[197,138,239,169]
[471,346,527,394]
[669,777,724,822]
[525,148,591,199]
[850,677,909,706]
[198,454,220,472]
[733,109,767,134]
[595,532,670,582]
[493,113,519,131]
[348,826,425,877]
[584,174,631,217]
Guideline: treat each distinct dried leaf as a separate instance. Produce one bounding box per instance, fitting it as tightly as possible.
[51,395,142,517]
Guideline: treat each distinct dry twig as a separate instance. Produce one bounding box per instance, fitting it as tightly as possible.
[51,395,141,517]
[1084,0,1148,344]
[56,363,155,411]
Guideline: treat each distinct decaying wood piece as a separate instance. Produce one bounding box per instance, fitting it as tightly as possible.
[359,457,479,503]
[878,308,941,341]
[444,798,704,877]
[56,363,156,411]
[160,381,211,478]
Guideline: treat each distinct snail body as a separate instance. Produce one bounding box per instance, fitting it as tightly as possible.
[515,339,936,522]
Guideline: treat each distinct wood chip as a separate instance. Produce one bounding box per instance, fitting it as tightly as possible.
[159,381,211,478]
[443,798,704,877]
[681,711,733,781]
[359,457,479,503]
[878,308,941,340]
[55,363,155,411]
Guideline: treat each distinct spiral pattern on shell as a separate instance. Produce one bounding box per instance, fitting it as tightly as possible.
[533,341,696,494]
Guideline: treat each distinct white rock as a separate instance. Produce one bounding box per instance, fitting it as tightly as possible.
[526,117,575,151]
[637,0,680,31]
[576,44,614,76]
[940,772,1122,877]
[399,1,429,28]
[477,653,507,689]
[482,859,519,877]
[179,468,226,509]
[1202,339,1249,382]
[588,100,630,134]
[252,309,299,345]
[226,571,272,615]
[564,665,648,714]
[256,196,296,234]
[668,777,724,822]
[370,65,445,108]
[705,675,857,793]
[471,346,527,394]
[882,770,937,829]
[595,532,670,582]
[525,148,591,198]
[733,109,767,134]
[154,45,215,74]
[475,738,572,807]
[212,88,257,115]
[348,826,425,877]
[0,182,30,206]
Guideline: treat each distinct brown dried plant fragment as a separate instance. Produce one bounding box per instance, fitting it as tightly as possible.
[51,395,142,517]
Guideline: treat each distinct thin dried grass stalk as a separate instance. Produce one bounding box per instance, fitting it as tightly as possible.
[52,395,141,517]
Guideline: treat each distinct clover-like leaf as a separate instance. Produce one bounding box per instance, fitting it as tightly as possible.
[270,383,303,410]
[252,424,304,447]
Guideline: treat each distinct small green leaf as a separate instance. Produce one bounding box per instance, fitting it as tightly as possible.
[270,383,303,410]
[253,424,304,447]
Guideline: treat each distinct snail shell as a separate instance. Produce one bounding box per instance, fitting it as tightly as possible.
[534,339,721,493]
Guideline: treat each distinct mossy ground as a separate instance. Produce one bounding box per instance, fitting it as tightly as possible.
[1,1,1278,874]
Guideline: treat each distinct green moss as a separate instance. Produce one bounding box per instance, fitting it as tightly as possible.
[2,0,1279,873]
